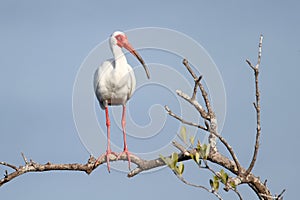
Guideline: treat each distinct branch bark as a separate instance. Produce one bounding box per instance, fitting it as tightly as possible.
[165,105,207,131]
[175,172,223,200]
[245,34,263,176]
[0,146,271,199]
[170,60,242,174]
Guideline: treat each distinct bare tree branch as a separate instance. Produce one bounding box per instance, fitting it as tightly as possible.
[176,89,209,120]
[191,75,202,101]
[182,59,214,115]
[0,162,18,171]
[0,142,273,200]
[0,155,95,187]
[173,141,244,200]
[165,105,207,131]
[175,173,223,200]
[169,141,270,200]
[209,126,241,174]
[245,34,263,176]
[259,189,285,200]
[21,152,29,164]
[169,61,242,174]
[172,141,191,156]
[231,187,244,200]
[181,59,217,153]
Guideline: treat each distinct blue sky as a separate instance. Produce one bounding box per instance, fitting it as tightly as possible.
[0,0,299,199]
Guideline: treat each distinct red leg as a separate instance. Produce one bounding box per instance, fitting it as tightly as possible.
[105,106,112,172]
[95,106,117,172]
[117,105,131,169]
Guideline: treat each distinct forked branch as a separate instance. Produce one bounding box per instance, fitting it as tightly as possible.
[245,34,263,176]
[167,59,242,174]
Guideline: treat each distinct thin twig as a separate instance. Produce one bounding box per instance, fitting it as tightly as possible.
[207,125,241,174]
[246,59,255,70]
[277,189,286,200]
[0,162,18,171]
[176,89,209,120]
[21,152,28,164]
[175,173,223,200]
[257,34,263,67]
[182,59,213,115]
[203,160,243,200]
[245,34,263,176]
[232,188,243,200]
[259,189,285,200]
[165,105,208,131]
[203,160,218,175]
[174,142,243,200]
[181,59,218,152]
[172,141,191,156]
[175,83,241,173]
[192,75,202,100]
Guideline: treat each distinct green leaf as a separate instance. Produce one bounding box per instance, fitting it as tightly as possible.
[220,169,225,175]
[160,155,175,170]
[198,143,210,159]
[220,169,229,184]
[189,135,195,146]
[210,178,219,191]
[176,162,184,176]
[196,140,201,150]
[200,144,207,159]
[195,152,200,164]
[190,154,194,161]
[229,181,236,189]
[214,180,219,191]
[170,152,178,169]
[213,175,219,182]
[171,152,178,163]
[205,144,210,159]
[180,126,187,143]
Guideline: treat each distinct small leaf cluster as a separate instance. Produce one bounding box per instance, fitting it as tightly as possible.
[209,169,236,192]
[161,126,212,176]
[210,174,220,192]
[179,126,196,147]
[192,141,210,165]
[160,153,184,176]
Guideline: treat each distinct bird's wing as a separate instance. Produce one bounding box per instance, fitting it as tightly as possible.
[127,64,136,99]
[93,59,114,91]
[93,59,114,109]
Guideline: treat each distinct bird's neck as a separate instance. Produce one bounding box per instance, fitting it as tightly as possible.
[112,46,127,67]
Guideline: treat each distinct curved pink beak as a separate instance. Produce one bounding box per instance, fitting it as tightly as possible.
[123,42,150,79]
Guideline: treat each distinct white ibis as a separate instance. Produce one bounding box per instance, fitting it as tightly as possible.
[94,31,150,172]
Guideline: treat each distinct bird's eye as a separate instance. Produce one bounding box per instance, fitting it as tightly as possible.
[116,35,122,41]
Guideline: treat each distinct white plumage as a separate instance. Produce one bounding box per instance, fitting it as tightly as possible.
[93,52,136,109]
[94,31,150,172]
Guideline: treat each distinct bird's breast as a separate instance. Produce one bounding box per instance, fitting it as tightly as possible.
[94,63,136,106]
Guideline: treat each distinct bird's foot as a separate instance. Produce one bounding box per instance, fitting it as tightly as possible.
[117,148,132,170]
[95,150,118,173]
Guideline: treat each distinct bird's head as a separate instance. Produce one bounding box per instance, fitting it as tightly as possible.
[110,31,150,79]
[110,31,128,48]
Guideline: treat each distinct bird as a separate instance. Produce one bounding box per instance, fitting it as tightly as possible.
[94,31,150,172]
